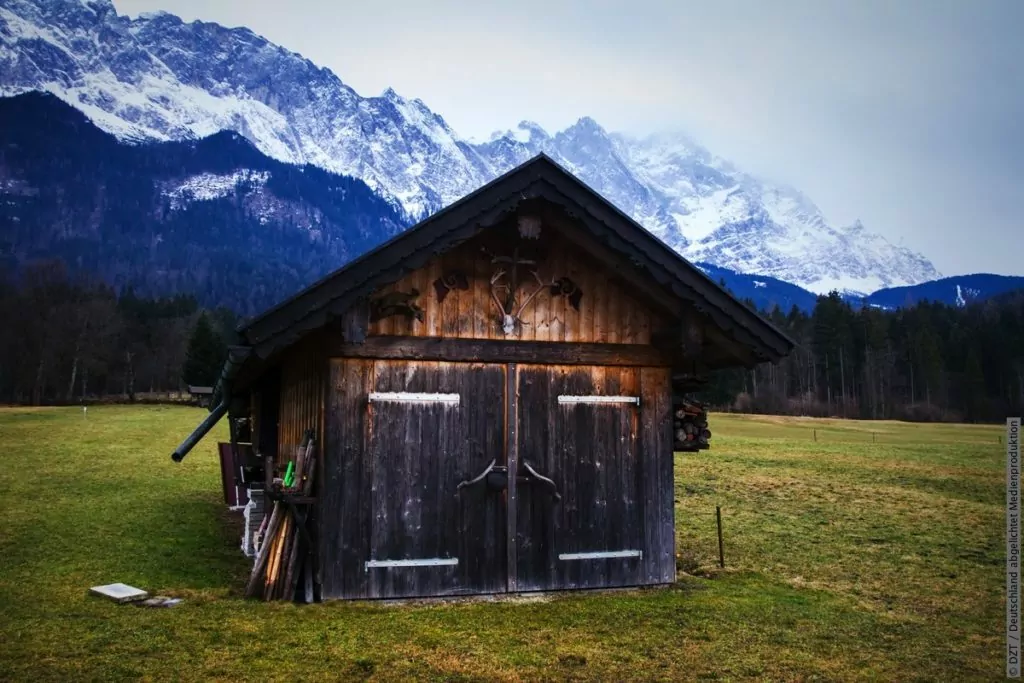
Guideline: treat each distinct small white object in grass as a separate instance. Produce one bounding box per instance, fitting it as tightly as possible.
[89,583,149,602]
[136,596,183,608]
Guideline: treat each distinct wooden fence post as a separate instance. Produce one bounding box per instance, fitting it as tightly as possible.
[716,505,725,569]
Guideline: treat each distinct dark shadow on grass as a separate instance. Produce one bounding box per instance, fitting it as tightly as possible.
[0,486,250,595]
[734,455,999,506]
[882,472,999,507]
[124,491,251,592]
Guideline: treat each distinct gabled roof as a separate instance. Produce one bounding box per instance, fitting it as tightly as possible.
[174,155,795,460]
[239,153,793,364]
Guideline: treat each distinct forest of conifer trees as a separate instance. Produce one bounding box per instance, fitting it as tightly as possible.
[2,260,1022,422]
[0,261,236,404]
[701,291,1024,422]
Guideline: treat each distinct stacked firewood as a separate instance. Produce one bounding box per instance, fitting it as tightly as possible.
[244,434,317,601]
[674,398,712,452]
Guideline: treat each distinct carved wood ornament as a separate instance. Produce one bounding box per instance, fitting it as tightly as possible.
[369,217,586,335]
[369,289,424,323]
[432,270,469,303]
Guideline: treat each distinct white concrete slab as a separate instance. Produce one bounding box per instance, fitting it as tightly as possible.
[89,583,149,603]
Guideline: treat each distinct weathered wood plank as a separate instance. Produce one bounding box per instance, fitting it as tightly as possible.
[422,260,440,339]
[506,363,518,592]
[338,359,508,599]
[340,301,369,343]
[512,363,652,591]
[548,248,566,343]
[325,355,671,598]
[331,336,672,367]
[579,258,595,343]
[639,366,675,584]
[277,342,323,468]
[363,232,660,345]
[471,252,488,339]
[592,265,607,343]
[322,359,363,598]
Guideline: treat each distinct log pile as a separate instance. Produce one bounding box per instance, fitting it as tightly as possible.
[674,398,712,452]
[244,433,317,601]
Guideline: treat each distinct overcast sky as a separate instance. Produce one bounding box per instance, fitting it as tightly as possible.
[115,0,1024,277]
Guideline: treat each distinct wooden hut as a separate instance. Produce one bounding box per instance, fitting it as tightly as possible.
[173,155,793,600]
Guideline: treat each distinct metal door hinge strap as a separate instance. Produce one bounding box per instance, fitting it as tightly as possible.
[558,550,642,561]
[557,395,640,405]
[365,558,459,571]
[368,392,460,404]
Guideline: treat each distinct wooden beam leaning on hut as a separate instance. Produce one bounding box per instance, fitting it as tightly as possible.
[245,429,319,601]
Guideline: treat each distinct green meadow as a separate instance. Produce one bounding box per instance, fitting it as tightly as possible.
[0,406,1005,681]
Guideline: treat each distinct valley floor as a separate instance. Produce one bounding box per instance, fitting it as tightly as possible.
[0,407,1004,681]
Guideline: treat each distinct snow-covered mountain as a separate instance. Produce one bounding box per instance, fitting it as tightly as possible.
[0,91,406,314]
[0,0,941,293]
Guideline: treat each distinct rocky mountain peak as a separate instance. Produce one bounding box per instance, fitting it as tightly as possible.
[0,0,942,293]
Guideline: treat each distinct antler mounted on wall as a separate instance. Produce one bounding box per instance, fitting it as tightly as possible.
[489,269,559,335]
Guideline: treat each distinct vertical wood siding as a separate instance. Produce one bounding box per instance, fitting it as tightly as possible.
[321,357,674,599]
[515,364,674,591]
[366,237,656,344]
[276,341,325,468]
[322,358,507,599]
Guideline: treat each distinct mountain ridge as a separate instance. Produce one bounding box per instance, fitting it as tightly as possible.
[1,91,1019,318]
[1,0,941,292]
[0,91,405,314]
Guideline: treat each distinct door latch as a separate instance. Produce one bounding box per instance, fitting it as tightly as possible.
[456,459,508,494]
[521,460,561,501]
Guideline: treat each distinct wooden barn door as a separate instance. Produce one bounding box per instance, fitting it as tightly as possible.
[324,359,673,599]
[325,359,507,599]
[513,364,674,592]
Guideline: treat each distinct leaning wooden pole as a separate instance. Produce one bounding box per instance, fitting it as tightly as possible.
[265,514,290,600]
[244,501,282,597]
[245,431,318,601]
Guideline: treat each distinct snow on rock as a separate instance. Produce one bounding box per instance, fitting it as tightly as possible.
[0,0,942,292]
[163,169,270,207]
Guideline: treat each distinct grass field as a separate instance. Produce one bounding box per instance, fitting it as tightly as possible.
[0,406,1006,681]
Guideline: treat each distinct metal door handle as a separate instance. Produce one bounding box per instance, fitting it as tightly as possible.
[456,459,495,493]
[522,460,561,501]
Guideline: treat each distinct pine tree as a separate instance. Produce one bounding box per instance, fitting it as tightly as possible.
[181,313,226,387]
[963,346,986,421]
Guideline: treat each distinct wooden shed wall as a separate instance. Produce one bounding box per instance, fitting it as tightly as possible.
[367,238,656,344]
[276,340,325,468]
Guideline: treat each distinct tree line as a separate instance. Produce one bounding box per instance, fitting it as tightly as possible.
[702,290,1024,422]
[0,261,232,405]
[3,259,1023,422]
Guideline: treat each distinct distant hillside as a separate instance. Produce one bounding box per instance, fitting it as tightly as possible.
[0,0,942,293]
[695,262,819,313]
[0,92,405,314]
[860,274,1024,310]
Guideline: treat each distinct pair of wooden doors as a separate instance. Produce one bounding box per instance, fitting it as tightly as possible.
[323,358,674,599]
